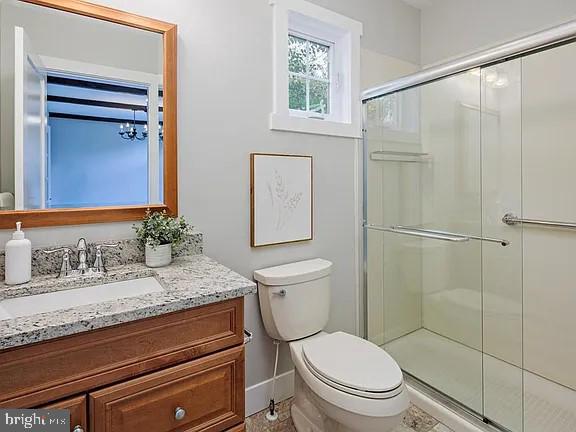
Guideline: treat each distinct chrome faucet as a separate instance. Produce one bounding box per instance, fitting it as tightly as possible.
[76,238,89,274]
[44,239,119,278]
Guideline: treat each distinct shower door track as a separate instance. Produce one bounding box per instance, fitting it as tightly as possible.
[404,372,513,432]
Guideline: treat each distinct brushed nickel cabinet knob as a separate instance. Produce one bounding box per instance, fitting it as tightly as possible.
[175,407,186,421]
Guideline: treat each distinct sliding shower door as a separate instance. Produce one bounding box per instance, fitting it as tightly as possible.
[365,69,486,413]
[479,58,523,432]
[365,39,576,432]
[518,42,576,432]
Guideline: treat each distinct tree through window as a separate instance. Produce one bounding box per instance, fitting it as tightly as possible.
[288,34,331,116]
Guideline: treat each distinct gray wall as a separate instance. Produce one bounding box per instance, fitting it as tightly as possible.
[0,0,420,391]
[420,0,576,65]
[311,0,420,64]
[48,118,148,208]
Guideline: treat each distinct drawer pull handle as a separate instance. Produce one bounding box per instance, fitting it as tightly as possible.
[174,407,186,421]
[72,426,84,432]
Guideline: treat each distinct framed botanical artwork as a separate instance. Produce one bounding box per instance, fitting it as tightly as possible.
[250,153,313,247]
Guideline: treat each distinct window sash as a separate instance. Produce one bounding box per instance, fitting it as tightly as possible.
[289,71,329,83]
[288,31,332,117]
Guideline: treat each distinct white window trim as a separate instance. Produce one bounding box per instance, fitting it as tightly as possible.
[270,0,363,139]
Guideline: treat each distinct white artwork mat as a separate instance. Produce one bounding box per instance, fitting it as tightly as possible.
[252,154,312,246]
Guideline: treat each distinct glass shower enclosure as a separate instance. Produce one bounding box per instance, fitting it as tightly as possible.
[363,33,576,432]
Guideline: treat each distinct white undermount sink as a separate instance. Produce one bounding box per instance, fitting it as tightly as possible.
[0,277,164,321]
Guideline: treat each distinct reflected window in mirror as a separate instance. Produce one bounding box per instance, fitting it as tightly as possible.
[44,74,164,208]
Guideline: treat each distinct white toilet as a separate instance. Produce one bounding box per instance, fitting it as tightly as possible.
[254,258,409,432]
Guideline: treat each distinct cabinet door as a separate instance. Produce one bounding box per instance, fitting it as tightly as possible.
[41,395,87,432]
[90,346,244,432]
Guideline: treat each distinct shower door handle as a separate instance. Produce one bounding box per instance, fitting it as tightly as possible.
[502,213,576,229]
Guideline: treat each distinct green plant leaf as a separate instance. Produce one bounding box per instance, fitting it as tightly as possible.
[133,209,193,248]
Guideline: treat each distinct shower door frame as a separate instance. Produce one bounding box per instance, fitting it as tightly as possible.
[361,17,576,432]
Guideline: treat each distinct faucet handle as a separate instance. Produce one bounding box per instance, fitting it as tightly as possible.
[44,247,72,254]
[92,243,120,274]
[97,243,120,249]
[43,247,73,278]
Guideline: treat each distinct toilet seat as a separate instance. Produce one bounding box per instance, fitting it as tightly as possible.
[289,332,409,418]
[301,332,404,399]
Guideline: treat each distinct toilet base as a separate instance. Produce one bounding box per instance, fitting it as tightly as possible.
[291,404,322,432]
[291,370,406,432]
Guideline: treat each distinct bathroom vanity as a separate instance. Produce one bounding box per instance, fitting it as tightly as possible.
[0,0,259,429]
[0,240,256,432]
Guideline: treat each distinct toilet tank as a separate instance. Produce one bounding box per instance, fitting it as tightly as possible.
[254,259,332,341]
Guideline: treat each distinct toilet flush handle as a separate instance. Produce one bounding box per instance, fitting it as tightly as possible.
[272,289,287,297]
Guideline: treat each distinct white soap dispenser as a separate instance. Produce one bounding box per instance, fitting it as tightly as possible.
[5,221,32,285]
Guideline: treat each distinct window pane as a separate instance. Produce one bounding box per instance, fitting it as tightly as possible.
[288,35,307,74]
[309,41,329,79]
[309,79,329,114]
[289,75,307,111]
[382,93,398,127]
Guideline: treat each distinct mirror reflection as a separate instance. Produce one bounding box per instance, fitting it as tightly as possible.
[0,0,164,210]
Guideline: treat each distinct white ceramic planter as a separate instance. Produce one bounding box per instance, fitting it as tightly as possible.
[145,243,172,268]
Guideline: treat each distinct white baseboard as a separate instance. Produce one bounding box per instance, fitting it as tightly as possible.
[407,384,490,432]
[245,370,295,417]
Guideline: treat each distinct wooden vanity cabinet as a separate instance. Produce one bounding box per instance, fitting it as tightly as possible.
[90,347,244,432]
[0,298,246,432]
[42,395,87,432]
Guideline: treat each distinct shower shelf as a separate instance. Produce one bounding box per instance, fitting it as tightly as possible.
[370,150,431,163]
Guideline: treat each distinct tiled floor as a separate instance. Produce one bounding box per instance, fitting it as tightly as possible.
[245,399,453,432]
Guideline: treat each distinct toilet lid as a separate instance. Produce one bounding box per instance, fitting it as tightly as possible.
[302,332,403,394]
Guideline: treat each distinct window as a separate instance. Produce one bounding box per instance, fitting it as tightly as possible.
[288,34,331,117]
[270,0,363,138]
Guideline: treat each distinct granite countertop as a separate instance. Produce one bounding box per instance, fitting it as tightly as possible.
[0,254,256,350]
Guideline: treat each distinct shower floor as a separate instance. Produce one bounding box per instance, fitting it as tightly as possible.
[384,329,484,414]
[381,328,576,432]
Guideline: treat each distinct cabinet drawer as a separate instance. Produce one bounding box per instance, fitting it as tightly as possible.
[90,346,244,432]
[41,395,87,432]
[0,298,243,407]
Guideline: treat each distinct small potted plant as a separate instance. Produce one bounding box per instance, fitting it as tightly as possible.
[133,209,193,268]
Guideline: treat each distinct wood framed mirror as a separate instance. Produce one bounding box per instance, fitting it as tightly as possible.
[0,0,177,228]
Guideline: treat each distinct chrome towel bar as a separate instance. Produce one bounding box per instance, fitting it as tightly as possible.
[364,224,509,246]
[386,226,469,242]
[400,226,510,246]
[502,213,576,229]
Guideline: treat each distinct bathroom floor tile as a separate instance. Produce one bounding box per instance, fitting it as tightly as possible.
[402,403,439,432]
[245,399,448,432]
[431,424,454,432]
[394,424,420,432]
[246,399,295,432]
